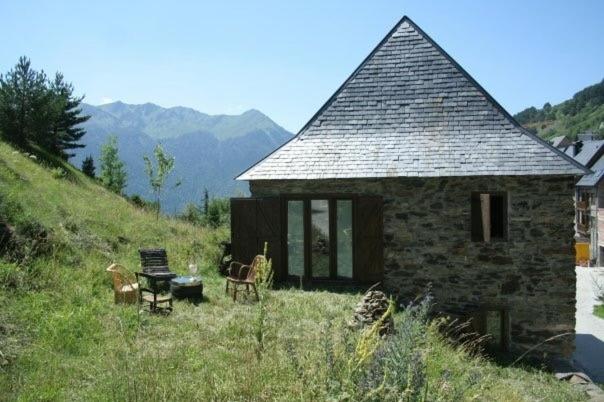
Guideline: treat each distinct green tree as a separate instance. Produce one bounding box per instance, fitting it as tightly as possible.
[0,57,89,156]
[99,136,127,194]
[203,187,209,216]
[179,202,203,225]
[0,56,49,147]
[143,144,179,218]
[81,155,95,178]
[47,72,89,158]
[205,198,230,228]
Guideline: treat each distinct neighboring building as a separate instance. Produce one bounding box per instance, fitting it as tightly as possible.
[232,16,588,357]
[551,135,572,151]
[553,135,604,265]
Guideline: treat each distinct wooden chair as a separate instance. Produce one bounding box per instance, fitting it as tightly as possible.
[225,255,264,301]
[106,263,139,304]
[136,248,176,313]
[138,248,177,280]
[135,271,173,313]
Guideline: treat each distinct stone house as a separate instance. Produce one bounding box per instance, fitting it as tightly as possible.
[231,16,588,356]
[552,134,604,265]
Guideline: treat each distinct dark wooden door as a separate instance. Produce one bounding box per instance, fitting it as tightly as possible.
[230,198,283,280]
[256,198,283,281]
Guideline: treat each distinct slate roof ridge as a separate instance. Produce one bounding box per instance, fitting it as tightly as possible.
[236,15,589,180]
[587,145,604,168]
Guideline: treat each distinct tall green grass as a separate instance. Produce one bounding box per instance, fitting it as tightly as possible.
[0,142,587,401]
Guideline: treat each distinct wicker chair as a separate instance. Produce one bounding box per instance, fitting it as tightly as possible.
[225,255,264,301]
[106,263,139,304]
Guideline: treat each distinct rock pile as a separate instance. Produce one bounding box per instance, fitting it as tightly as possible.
[350,290,394,335]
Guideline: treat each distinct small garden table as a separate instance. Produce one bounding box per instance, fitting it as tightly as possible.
[170,276,203,301]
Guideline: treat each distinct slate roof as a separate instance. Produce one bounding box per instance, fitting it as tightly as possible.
[590,154,604,171]
[573,140,604,168]
[550,135,571,149]
[577,169,604,187]
[237,16,588,181]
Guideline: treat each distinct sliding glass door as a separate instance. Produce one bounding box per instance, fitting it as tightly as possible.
[310,200,330,278]
[336,200,353,278]
[286,197,353,280]
[287,200,304,277]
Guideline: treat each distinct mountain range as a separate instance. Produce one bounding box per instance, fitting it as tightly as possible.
[71,102,293,213]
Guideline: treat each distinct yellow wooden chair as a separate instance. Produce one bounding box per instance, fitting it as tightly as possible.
[106,263,139,304]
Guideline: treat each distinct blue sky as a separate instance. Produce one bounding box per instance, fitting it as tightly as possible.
[1,0,603,132]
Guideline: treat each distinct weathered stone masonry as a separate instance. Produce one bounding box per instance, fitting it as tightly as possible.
[250,175,576,356]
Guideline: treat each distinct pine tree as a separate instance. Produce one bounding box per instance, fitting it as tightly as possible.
[0,57,89,157]
[203,187,210,217]
[81,155,95,178]
[99,136,127,194]
[48,73,89,158]
[0,56,49,147]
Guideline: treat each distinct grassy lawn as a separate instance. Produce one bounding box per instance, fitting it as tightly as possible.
[0,142,588,401]
[594,305,604,319]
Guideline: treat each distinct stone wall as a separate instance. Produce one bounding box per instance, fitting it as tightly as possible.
[249,175,577,357]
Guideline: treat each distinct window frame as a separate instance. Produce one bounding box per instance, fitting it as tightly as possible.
[474,307,511,353]
[470,191,509,242]
[282,194,356,282]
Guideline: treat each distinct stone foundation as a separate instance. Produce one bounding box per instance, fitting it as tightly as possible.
[250,175,577,357]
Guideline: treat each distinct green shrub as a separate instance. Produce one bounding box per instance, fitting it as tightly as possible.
[128,194,158,211]
[360,296,432,401]
[51,167,66,179]
[178,197,230,228]
[0,261,27,290]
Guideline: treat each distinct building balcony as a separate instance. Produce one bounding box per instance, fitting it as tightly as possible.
[577,222,590,235]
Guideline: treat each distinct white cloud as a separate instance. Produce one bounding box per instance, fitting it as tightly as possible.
[99,97,114,105]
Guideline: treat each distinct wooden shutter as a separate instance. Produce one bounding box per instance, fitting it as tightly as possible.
[470,193,483,241]
[231,197,283,280]
[256,198,283,281]
[231,198,258,265]
[354,196,384,283]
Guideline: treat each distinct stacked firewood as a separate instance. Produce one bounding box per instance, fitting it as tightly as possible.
[350,289,394,335]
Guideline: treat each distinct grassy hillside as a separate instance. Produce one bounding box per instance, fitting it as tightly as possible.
[514,79,604,140]
[0,141,587,401]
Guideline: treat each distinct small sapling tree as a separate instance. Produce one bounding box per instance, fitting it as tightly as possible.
[99,135,127,194]
[143,144,179,219]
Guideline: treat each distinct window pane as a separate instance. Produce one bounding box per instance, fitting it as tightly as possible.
[337,200,353,278]
[486,310,502,348]
[287,201,304,276]
[471,192,507,242]
[490,194,505,238]
[311,200,330,278]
